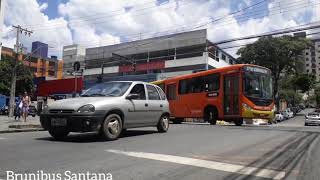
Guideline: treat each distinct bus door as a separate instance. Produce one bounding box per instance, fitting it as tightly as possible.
[166,83,189,118]
[166,83,179,117]
[223,73,240,116]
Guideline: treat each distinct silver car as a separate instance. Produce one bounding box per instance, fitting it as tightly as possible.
[40,81,170,140]
[305,112,320,126]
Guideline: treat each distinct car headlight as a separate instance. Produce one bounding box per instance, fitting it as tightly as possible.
[77,104,95,113]
[242,103,252,111]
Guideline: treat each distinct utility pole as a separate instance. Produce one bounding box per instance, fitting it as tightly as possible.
[8,25,32,117]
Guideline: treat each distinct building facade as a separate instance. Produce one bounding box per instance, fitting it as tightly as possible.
[62,44,86,77]
[84,29,235,88]
[304,39,320,80]
[1,46,63,79]
[31,41,48,59]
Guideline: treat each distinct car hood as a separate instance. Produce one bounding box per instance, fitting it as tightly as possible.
[48,97,121,110]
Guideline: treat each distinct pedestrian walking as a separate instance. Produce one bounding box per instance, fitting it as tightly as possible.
[14,95,22,121]
[22,92,30,122]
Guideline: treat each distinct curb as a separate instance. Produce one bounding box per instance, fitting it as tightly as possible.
[0,128,45,134]
[8,124,42,129]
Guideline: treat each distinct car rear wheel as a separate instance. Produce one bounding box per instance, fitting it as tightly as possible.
[157,115,169,133]
[100,114,122,141]
[49,128,69,140]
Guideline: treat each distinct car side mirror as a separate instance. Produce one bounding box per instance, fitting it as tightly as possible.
[126,93,139,100]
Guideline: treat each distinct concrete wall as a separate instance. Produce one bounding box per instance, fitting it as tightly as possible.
[165,56,205,68]
[86,29,207,60]
[157,70,194,80]
[207,57,230,68]
[83,66,119,76]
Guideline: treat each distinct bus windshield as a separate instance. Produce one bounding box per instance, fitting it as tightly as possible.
[243,69,273,99]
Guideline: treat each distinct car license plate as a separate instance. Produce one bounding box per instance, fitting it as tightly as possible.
[51,118,67,126]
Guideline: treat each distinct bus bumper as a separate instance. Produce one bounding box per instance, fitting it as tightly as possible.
[242,108,274,125]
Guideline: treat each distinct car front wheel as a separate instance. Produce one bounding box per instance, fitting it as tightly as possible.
[49,128,69,140]
[100,114,122,141]
[157,115,169,133]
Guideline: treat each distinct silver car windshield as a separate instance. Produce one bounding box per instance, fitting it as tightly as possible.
[81,82,132,97]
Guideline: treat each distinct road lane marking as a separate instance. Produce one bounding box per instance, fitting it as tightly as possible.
[106,149,285,180]
[0,137,6,140]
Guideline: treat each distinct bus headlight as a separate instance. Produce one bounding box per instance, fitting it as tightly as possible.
[242,103,252,111]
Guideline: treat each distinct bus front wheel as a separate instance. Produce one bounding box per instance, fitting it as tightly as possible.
[204,108,217,125]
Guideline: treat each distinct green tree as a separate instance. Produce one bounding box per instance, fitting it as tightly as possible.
[0,55,34,96]
[314,86,320,107]
[237,36,311,98]
[293,74,316,93]
[278,89,302,107]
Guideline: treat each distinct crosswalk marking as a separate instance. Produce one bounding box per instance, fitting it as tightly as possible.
[106,149,286,180]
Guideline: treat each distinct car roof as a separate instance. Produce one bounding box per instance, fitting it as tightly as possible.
[106,81,158,86]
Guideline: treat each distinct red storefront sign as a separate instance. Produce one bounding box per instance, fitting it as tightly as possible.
[119,61,165,72]
[37,77,83,96]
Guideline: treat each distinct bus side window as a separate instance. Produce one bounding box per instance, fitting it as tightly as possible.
[167,84,177,100]
[178,79,189,94]
[204,74,220,91]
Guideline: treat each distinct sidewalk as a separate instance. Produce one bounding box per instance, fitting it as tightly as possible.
[0,115,43,133]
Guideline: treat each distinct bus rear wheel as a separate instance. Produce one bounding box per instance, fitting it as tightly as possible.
[234,119,243,126]
[204,108,217,125]
[171,118,183,124]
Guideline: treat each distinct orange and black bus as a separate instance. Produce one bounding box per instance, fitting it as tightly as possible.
[152,64,274,125]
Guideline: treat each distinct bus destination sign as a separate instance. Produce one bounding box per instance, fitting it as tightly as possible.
[243,66,270,74]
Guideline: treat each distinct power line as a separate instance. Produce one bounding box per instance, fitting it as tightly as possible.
[29,0,310,31]
[42,0,317,48]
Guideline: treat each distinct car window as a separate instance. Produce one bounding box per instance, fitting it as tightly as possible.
[156,86,166,100]
[130,84,146,100]
[147,85,161,100]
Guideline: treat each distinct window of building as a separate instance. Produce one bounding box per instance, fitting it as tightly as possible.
[306,58,309,61]
[307,69,310,73]
[306,52,309,55]
[147,85,161,100]
[166,84,176,100]
[306,64,309,66]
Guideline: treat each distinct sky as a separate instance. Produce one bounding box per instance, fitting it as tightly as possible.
[1,0,320,58]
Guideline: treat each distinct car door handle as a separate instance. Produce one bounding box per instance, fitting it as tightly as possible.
[145,103,148,107]
[160,104,163,107]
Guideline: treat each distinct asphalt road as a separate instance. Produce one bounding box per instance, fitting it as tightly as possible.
[0,109,319,180]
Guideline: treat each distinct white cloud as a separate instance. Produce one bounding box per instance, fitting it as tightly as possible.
[39,2,48,12]
[2,0,72,58]
[3,0,319,58]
